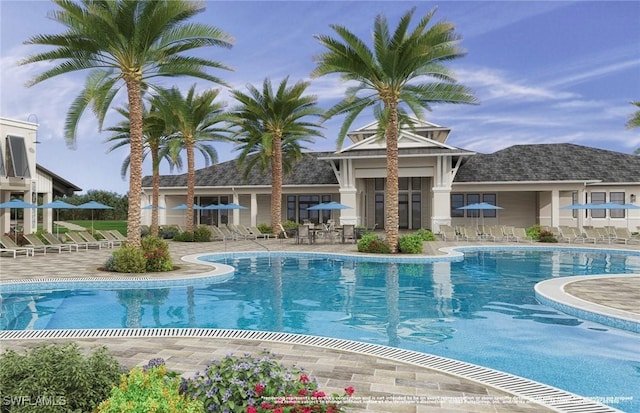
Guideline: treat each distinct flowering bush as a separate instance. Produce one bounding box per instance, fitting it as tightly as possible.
[97,360,202,413]
[180,351,354,413]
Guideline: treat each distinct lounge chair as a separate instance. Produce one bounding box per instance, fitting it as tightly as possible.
[439,225,460,241]
[249,226,274,239]
[558,227,585,243]
[108,230,127,242]
[0,235,34,256]
[96,230,124,246]
[486,226,506,242]
[509,227,532,243]
[461,226,480,241]
[66,232,102,249]
[78,231,113,248]
[42,232,80,252]
[230,224,257,240]
[218,225,240,241]
[612,228,640,245]
[23,233,73,253]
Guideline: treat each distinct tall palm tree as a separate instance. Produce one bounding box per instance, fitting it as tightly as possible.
[627,101,640,156]
[229,78,324,233]
[151,85,229,233]
[312,7,478,252]
[20,0,233,247]
[105,105,178,236]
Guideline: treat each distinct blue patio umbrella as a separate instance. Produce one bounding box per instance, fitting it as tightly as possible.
[76,201,114,232]
[204,203,247,210]
[0,199,38,235]
[38,200,78,236]
[563,202,640,229]
[457,202,504,230]
[223,202,247,210]
[307,201,352,210]
[172,203,204,210]
[307,202,329,211]
[142,205,166,210]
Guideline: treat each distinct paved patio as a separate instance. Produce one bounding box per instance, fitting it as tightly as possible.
[1,236,638,412]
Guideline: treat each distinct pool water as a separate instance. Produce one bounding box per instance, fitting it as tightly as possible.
[2,249,640,411]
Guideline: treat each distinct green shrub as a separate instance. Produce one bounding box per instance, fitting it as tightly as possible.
[398,233,424,254]
[112,244,147,273]
[103,255,117,272]
[172,226,211,242]
[97,364,202,413]
[415,228,436,241]
[180,351,353,413]
[526,225,542,240]
[0,342,122,413]
[141,235,173,272]
[357,233,391,254]
[257,223,273,234]
[158,225,181,239]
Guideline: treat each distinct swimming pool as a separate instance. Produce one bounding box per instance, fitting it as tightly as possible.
[2,247,639,412]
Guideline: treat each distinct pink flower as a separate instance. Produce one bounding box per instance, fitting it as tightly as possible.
[345,386,355,396]
[311,390,326,398]
[298,388,308,396]
[247,407,257,413]
[299,374,310,383]
[255,383,265,396]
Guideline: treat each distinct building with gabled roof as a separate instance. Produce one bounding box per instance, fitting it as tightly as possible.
[142,119,640,233]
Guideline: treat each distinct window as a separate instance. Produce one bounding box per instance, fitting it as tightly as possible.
[399,177,409,191]
[590,192,606,218]
[610,192,625,218]
[6,135,31,178]
[374,178,385,191]
[451,194,464,217]
[482,194,497,218]
[0,147,5,176]
[411,177,421,190]
[466,194,480,217]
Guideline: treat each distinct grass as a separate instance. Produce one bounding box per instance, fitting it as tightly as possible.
[52,220,127,235]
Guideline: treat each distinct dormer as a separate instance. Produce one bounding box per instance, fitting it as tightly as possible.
[345,117,452,145]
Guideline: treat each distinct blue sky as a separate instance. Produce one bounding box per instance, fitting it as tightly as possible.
[1,1,639,195]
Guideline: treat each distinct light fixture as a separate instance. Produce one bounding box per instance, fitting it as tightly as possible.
[631,194,636,203]
[27,114,41,144]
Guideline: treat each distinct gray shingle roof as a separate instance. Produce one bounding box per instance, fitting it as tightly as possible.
[143,152,338,188]
[455,143,640,183]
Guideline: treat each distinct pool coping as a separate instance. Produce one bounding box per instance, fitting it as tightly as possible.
[2,245,638,413]
[535,275,640,334]
[0,328,621,413]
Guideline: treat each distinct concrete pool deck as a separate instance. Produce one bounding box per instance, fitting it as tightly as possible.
[1,237,639,412]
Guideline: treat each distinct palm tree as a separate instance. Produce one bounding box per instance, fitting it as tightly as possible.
[150,85,229,233]
[104,105,178,236]
[312,7,478,252]
[21,0,233,247]
[229,78,324,233]
[626,101,640,156]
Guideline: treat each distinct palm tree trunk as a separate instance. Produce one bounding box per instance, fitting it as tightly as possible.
[150,144,160,237]
[385,105,400,253]
[186,139,195,233]
[124,79,144,248]
[272,133,283,232]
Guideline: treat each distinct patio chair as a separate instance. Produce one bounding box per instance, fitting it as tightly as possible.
[558,226,585,243]
[96,230,124,246]
[341,224,356,244]
[580,228,601,244]
[0,235,35,256]
[78,231,113,248]
[486,226,506,242]
[296,224,313,244]
[23,233,73,254]
[207,225,226,241]
[234,224,257,240]
[218,225,240,241]
[66,232,102,249]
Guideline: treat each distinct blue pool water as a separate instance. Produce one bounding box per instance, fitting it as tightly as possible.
[2,248,640,412]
